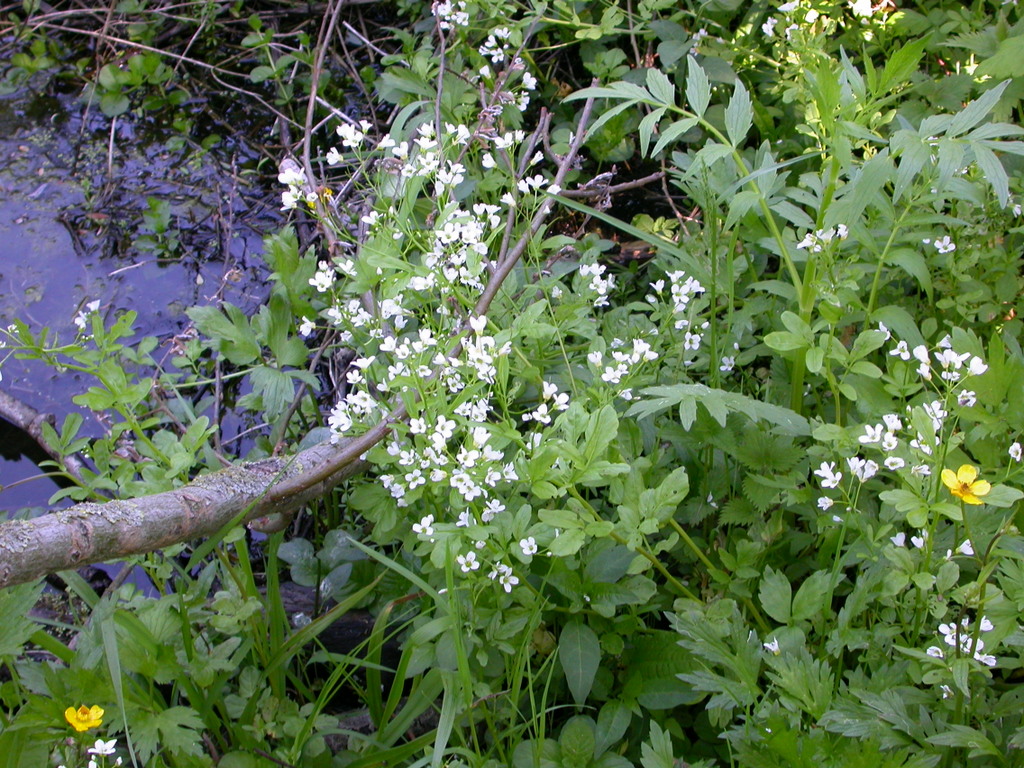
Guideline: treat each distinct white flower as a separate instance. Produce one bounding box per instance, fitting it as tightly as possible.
[859,424,884,444]
[884,456,905,471]
[957,539,974,556]
[814,461,843,489]
[457,551,480,572]
[412,515,435,537]
[849,0,874,16]
[519,536,538,556]
[298,316,316,337]
[88,739,118,756]
[933,235,956,254]
[762,16,778,36]
[882,413,903,431]
[957,390,977,407]
[968,356,988,376]
[890,532,906,547]
[817,496,834,511]
[847,456,878,482]
[763,636,781,654]
[74,299,101,330]
[911,531,927,549]
[890,340,911,360]
[1010,442,1022,462]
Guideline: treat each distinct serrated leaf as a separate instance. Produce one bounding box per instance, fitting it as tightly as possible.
[645,67,675,105]
[651,116,699,156]
[724,80,752,146]
[877,36,930,95]
[718,497,759,527]
[559,621,601,705]
[0,582,42,656]
[638,107,666,158]
[742,474,779,513]
[684,56,710,117]
[972,142,1010,207]
[948,80,1009,138]
[640,721,675,768]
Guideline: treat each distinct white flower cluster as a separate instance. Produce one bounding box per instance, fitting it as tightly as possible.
[579,263,615,307]
[74,299,101,331]
[522,381,570,424]
[328,388,389,443]
[384,417,518,508]
[278,161,315,211]
[588,338,659,386]
[796,224,848,253]
[661,270,706,331]
[926,616,997,667]
[763,2,820,43]
[422,205,498,292]
[887,332,987,384]
[433,0,469,30]
[479,26,512,64]
[489,561,520,592]
[326,119,373,165]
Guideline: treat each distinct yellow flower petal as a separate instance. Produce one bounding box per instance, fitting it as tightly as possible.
[941,468,958,491]
[956,464,978,485]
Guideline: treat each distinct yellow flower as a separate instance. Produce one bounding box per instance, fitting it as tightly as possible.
[64,705,104,732]
[941,464,991,505]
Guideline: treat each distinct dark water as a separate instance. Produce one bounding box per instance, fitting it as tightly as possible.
[0,81,282,511]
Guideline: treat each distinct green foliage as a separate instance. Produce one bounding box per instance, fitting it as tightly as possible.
[4,0,1024,765]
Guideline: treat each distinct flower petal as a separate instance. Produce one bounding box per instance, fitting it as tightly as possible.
[941,468,958,490]
[956,464,978,484]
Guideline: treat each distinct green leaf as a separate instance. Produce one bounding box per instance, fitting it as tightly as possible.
[594,701,632,757]
[559,716,596,768]
[948,80,1009,138]
[927,725,1002,757]
[877,36,930,95]
[638,107,666,158]
[249,365,295,421]
[724,80,752,147]
[791,571,836,623]
[639,721,675,768]
[0,582,42,656]
[975,36,1024,79]
[651,115,699,156]
[684,56,710,117]
[764,331,808,352]
[559,620,601,705]
[885,247,933,301]
[627,384,810,436]
[759,566,792,624]
[972,142,1010,207]
[136,706,205,758]
[645,67,675,105]
[187,303,261,365]
[983,483,1024,508]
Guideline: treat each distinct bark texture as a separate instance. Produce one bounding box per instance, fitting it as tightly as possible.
[0,419,392,589]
